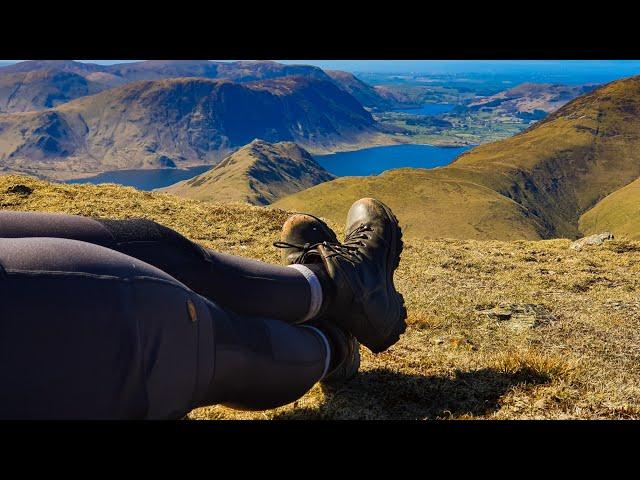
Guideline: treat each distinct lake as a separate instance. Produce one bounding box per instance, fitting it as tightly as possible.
[315,144,470,177]
[64,144,470,190]
[66,165,213,191]
[394,103,456,116]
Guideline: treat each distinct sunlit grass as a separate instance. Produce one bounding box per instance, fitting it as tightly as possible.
[2,173,640,419]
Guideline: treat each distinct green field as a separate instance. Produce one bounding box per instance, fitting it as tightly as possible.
[376,110,533,147]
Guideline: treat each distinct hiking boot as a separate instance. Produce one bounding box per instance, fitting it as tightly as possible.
[274,213,339,265]
[314,322,360,387]
[314,198,407,353]
[276,213,360,384]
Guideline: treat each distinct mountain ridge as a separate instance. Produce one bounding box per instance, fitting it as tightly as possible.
[0,60,363,113]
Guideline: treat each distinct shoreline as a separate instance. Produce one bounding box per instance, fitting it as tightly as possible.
[4,137,478,183]
[65,164,214,182]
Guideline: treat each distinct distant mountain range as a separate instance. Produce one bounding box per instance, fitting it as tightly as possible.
[467,83,597,119]
[0,60,389,113]
[0,75,383,179]
[274,75,640,241]
[162,139,334,205]
[0,59,433,117]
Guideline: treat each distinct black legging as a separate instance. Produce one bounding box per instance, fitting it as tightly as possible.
[0,211,329,419]
[0,211,312,323]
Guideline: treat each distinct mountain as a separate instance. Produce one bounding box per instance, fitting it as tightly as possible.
[0,76,382,179]
[162,139,334,205]
[0,60,341,112]
[275,75,640,241]
[0,60,106,76]
[0,70,106,113]
[467,83,597,119]
[0,60,332,83]
[325,70,393,110]
[106,60,332,83]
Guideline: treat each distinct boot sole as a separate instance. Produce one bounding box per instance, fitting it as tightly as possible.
[369,200,407,353]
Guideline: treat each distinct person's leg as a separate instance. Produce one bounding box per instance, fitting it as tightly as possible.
[0,211,316,323]
[0,237,334,419]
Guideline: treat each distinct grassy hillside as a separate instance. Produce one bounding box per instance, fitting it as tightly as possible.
[277,76,640,241]
[580,177,640,239]
[274,168,545,240]
[2,173,640,419]
[162,140,334,205]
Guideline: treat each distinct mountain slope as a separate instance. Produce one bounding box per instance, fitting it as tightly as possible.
[0,70,105,113]
[2,173,638,420]
[579,177,640,239]
[450,75,640,238]
[163,140,334,205]
[467,83,597,118]
[274,168,544,240]
[0,76,383,179]
[275,75,640,240]
[325,70,393,110]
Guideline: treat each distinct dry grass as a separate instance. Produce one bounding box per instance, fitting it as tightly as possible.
[580,176,640,240]
[2,173,640,419]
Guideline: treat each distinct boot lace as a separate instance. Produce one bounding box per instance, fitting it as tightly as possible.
[274,223,373,264]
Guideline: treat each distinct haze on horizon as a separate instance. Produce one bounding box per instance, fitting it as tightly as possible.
[2,59,640,77]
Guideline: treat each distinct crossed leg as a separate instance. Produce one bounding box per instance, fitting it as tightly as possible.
[0,237,328,419]
[0,211,317,323]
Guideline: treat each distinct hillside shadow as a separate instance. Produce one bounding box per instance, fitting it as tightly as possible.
[275,367,551,420]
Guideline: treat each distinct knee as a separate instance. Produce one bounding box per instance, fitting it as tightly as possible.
[0,237,178,284]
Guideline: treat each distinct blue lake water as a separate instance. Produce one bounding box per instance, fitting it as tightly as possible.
[394,103,456,116]
[315,144,470,177]
[64,144,470,190]
[66,165,213,191]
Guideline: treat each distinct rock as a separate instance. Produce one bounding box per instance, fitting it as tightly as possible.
[478,306,513,321]
[476,303,556,330]
[5,184,33,196]
[570,232,614,251]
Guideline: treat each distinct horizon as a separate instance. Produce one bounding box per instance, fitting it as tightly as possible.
[1,59,640,78]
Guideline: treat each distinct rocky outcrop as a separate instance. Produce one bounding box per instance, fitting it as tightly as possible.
[569,232,614,250]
